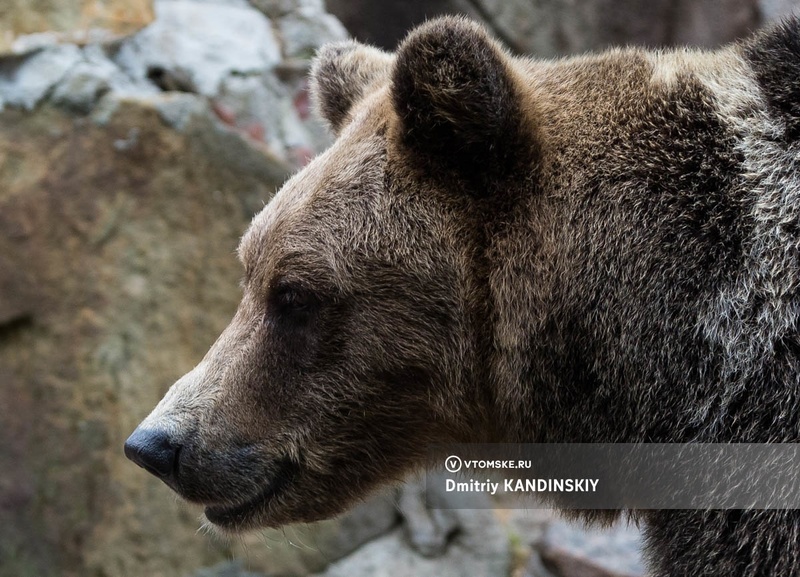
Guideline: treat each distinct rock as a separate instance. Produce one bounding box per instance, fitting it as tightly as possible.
[114,0,282,97]
[7,29,123,54]
[215,73,293,151]
[324,0,459,49]
[525,553,561,577]
[1,0,341,164]
[0,44,82,110]
[314,475,510,577]
[314,513,509,577]
[0,100,290,577]
[472,0,759,55]
[151,92,208,131]
[759,0,799,21]
[251,0,327,19]
[326,0,763,55]
[277,8,348,59]
[214,68,331,166]
[536,519,646,577]
[0,0,153,50]
[397,475,459,557]
[10,31,63,53]
[671,0,760,47]
[0,254,35,326]
[49,45,140,113]
[192,560,265,577]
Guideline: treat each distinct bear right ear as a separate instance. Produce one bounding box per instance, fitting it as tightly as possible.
[310,41,393,134]
[391,17,529,184]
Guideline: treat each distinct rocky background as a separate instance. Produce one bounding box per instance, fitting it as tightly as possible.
[0,1,797,577]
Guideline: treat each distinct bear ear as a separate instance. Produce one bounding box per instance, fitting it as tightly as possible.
[310,41,393,134]
[391,17,526,180]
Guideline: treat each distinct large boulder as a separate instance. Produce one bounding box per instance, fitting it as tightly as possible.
[0,99,286,577]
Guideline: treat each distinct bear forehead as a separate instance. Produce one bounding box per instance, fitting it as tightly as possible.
[237,92,392,280]
[238,43,756,279]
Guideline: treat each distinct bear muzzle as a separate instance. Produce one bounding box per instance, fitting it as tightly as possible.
[124,422,301,529]
[124,426,181,482]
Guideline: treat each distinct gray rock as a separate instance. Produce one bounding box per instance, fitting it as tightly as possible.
[50,62,111,113]
[50,46,134,113]
[0,44,81,110]
[215,71,330,167]
[115,0,282,96]
[189,0,251,5]
[327,0,761,55]
[10,29,123,54]
[90,92,124,126]
[278,9,348,58]
[537,519,646,577]
[216,73,291,152]
[295,492,400,571]
[251,0,327,19]
[397,476,459,557]
[152,92,208,131]
[0,100,289,577]
[192,560,265,577]
[315,475,509,577]
[315,513,509,577]
[759,0,799,20]
[524,553,560,577]
[9,31,62,54]
[671,0,760,48]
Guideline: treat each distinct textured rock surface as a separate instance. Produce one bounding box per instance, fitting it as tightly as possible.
[313,514,509,577]
[115,1,282,96]
[0,0,154,51]
[326,0,799,55]
[760,0,800,19]
[533,520,645,577]
[0,0,346,169]
[0,101,284,577]
[0,44,82,110]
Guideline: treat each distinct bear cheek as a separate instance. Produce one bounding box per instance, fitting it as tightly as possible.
[203,306,326,437]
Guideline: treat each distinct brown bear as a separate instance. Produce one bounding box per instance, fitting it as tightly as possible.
[126,15,800,576]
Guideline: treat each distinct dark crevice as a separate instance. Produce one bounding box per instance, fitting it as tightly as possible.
[146,66,198,93]
[0,314,33,345]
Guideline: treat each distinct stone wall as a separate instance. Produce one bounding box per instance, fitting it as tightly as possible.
[327,0,798,54]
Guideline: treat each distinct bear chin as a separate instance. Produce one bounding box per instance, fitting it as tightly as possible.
[202,458,299,530]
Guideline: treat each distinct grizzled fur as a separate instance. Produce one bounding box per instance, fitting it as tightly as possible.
[128,16,800,576]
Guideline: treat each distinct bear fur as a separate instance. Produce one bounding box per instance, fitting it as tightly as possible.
[127,16,800,576]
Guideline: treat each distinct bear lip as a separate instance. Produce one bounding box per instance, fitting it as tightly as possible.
[203,457,297,528]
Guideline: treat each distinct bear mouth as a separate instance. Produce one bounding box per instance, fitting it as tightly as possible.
[204,457,298,528]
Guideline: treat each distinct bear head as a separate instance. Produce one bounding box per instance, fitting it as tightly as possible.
[124,17,533,531]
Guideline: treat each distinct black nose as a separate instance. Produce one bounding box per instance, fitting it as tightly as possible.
[124,427,180,480]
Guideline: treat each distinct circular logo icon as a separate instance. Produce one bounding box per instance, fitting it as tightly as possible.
[445,455,462,473]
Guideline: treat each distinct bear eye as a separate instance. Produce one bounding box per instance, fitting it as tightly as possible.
[276,287,311,311]
[268,283,317,320]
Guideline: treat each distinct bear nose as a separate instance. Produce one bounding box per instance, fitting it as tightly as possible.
[124,427,180,480]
